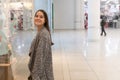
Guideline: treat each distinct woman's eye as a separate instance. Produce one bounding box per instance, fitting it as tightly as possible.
[35,15,44,18]
[40,16,44,18]
[35,15,38,17]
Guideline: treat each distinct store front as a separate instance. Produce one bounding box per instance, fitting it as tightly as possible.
[84,0,120,29]
[0,0,33,80]
[100,0,120,28]
[0,0,34,38]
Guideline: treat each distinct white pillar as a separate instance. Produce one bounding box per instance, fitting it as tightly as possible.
[48,0,53,31]
[87,0,100,41]
[119,0,120,13]
[34,0,48,12]
[75,0,84,29]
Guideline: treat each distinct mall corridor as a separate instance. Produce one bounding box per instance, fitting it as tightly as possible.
[0,0,120,80]
[9,28,120,80]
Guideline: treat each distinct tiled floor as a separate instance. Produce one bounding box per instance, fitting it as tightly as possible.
[9,28,120,80]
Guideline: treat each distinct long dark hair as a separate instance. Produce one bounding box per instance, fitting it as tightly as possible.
[34,9,50,32]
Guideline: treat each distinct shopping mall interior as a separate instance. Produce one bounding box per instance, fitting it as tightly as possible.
[0,0,120,80]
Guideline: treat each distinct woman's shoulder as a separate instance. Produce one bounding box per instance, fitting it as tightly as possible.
[38,27,50,39]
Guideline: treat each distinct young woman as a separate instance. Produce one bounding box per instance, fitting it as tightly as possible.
[28,9,54,80]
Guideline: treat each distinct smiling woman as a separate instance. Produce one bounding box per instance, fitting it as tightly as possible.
[28,9,54,80]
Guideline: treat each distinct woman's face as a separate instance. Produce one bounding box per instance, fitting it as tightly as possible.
[34,11,45,27]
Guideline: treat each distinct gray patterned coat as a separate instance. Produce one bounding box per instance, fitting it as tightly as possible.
[28,27,54,80]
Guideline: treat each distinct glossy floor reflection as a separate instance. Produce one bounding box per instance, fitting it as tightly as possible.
[10,28,120,80]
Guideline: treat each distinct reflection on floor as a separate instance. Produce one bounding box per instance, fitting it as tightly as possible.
[7,28,120,80]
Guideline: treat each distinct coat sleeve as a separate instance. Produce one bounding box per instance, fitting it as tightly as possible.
[31,36,51,79]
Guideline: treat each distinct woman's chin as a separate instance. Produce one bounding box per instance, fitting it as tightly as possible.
[35,24,42,27]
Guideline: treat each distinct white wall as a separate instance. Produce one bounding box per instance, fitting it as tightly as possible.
[74,0,84,29]
[87,0,100,41]
[54,0,75,29]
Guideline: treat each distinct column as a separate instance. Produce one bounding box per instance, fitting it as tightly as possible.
[34,0,48,11]
[48,0,53,31]
[119,0,120,13]
[87,0,100,41]
[74,0,84,29]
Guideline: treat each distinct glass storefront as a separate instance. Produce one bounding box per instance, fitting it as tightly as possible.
[0,0,33,79]
[0,0,33,35]
[10,0,33,31]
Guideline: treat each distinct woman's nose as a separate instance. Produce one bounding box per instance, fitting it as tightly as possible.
[36,17,40,19]
[35,16,40,19]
